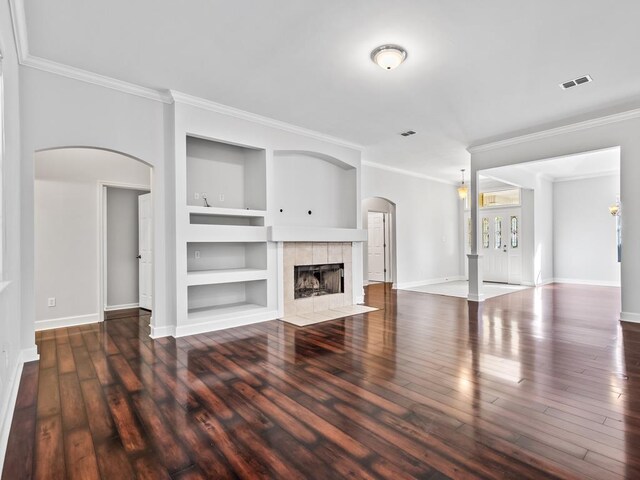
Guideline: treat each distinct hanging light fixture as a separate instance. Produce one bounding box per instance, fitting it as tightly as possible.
[609,200,621,216]
[371,45,407,70]
[457,169,469,199]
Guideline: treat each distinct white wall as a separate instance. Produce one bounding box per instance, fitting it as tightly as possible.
[107,188,149,308]
[34,149,150,327]
[0,0,35,469]
[20,67,172,339]
[361,164,462,288]
[553,174,620,285]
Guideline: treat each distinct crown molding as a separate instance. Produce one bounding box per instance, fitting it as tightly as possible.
[170,91,363,151]
[552,169,619,183]
[8,0,28,60]
[468,108,640,154]
[361,160,456,185]
[21,54,173,103]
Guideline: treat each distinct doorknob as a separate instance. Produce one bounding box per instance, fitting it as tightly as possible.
[136,255,142,259]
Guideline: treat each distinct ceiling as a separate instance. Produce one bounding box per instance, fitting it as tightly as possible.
[482,147,620,186]
[21,1,640,182]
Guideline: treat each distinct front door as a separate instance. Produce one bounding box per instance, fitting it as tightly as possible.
[480,208,521,284]
[138,193,153,310]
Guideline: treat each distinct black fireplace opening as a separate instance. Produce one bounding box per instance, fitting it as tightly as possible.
[294,263,344,299]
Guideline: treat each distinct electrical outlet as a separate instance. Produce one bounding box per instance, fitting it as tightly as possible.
[194,193,200,200]
[48,297,56,307]
[194,250,201,259]
[219,193,225,202]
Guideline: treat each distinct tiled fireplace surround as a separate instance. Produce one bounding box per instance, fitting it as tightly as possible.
[283,242,352,317]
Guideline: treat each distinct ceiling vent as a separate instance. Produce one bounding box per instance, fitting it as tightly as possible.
[560,75,592,90]
[400,130,416,137]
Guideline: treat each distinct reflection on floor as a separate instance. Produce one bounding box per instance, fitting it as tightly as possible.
[282,304,379,327]
[402,279,530,299]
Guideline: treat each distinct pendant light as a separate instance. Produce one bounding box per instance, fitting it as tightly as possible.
[457,169,469,199]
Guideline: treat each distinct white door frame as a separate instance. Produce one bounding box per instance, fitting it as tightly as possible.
[98,181,151,321]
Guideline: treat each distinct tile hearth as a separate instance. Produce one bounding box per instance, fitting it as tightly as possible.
[281,304,378,327]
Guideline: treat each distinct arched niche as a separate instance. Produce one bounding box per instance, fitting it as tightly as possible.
[272,150,357,228]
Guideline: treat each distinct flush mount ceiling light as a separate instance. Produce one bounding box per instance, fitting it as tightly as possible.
[371,45,407,70]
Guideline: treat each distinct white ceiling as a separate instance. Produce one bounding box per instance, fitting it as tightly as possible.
[482,147,620,186]
[21,1,640,182]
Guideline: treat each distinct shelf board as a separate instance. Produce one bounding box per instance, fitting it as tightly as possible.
[187,302,267,322]
[187,205,266,217]
[187,225,268,243]
[187,268,268,286]
[268,226,367,242]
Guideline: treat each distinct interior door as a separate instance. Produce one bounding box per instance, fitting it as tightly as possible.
[138,193,153,310]
[367,211,385,282]
[481,208,521,284]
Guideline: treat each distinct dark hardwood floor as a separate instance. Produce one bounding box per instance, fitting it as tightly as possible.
[3,282,640,479]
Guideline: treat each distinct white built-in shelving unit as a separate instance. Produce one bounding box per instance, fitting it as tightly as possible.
[177,135,273,334]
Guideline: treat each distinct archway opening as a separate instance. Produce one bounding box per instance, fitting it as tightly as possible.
[362,197,397,288]
[34,147,153,331]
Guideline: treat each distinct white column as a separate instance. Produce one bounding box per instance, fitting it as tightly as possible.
[467,167,484,302]
[467,254,485,302]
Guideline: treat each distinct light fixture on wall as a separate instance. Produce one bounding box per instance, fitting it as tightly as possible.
[371,45,407,70]
[457,169,469,199]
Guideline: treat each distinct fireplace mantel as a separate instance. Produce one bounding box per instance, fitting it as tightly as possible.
[268,226,366,242]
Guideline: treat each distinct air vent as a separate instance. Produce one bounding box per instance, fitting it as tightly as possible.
[400,130,416,137]
[559,75,592,90]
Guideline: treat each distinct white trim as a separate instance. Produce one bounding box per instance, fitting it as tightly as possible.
[551,170,620,183]
[0,281,10,295]
[104,303,140,311]
[355,295,365,305]
[362,160,456,185]
[0,356,23,476]
[35,313,100,331]
[99,182,150,322]
[553,278,621,287]
[174,310,278,338]
[620,312,640,323]
[8,0,28,60]
[171,91,363,151]
[467,293,485,302]
[537,278,555,286]
[397,276,465,290]
[469,108,640,154]
[149,324,175,339]
[20,347,39,363]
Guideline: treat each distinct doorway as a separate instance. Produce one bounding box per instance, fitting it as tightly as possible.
[102,186,151,315]
[362,197,397,288]
[478,207,521,284]
[367,211,387,282]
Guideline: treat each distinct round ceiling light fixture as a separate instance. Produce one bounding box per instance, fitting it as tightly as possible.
[371,44,407,70]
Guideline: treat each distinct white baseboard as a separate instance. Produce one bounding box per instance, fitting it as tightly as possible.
[174,310,279,338]
[0,346,38,476]
[620,312,640,323]
[467,293,486,302]
[355,295,365,304]
[35,312,100,331]
[149,324,176,339]
[553,278,621,287]
[104,303,139,311]
[397,276,465,290]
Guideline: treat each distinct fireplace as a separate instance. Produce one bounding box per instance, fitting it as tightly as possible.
[294,263,344,299]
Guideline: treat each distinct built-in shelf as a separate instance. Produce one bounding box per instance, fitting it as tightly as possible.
[187,268,268,286]
[187,302,268,323]
[187,205,266,217]
[187,225,268,243]
[268,226,367,242]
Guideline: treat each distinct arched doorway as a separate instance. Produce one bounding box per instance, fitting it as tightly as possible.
[34,147,153,330]
[362,197,397,288]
